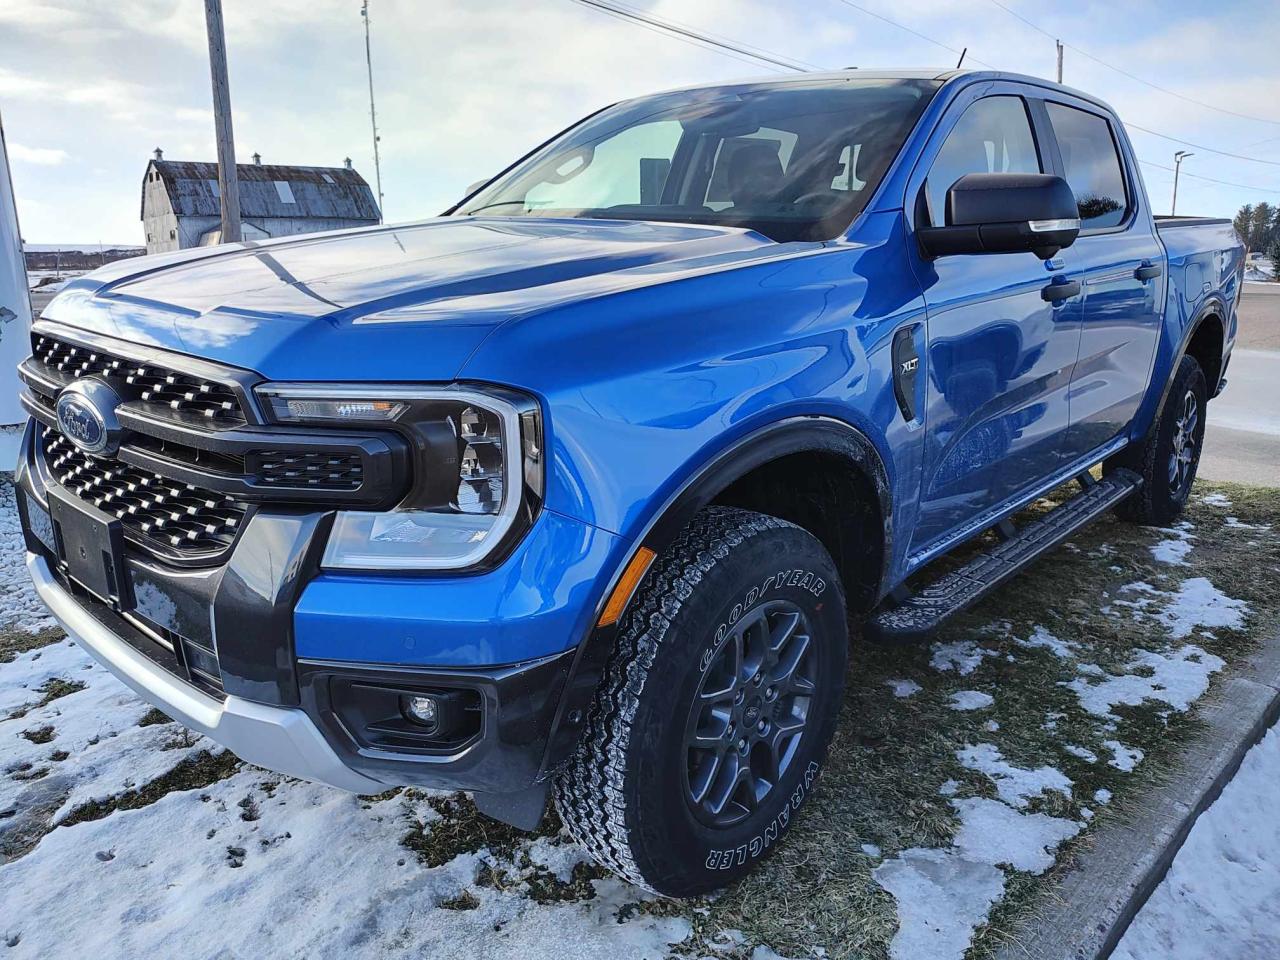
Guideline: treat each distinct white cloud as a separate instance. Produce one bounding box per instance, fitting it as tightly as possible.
[7,143,69,165]
[1,0,1278,242]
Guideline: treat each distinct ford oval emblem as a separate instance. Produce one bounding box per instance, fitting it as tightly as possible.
[55,379,124,455]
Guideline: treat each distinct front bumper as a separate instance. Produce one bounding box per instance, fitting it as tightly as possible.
[28,551,381,794]
[16,418,622,803]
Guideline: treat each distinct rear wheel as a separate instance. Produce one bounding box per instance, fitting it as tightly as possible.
[1107,354,1207,526]
[555,507,847,895]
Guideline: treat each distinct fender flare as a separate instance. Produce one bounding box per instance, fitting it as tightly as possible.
[536,414,893,782]
[1156,297,1229,421]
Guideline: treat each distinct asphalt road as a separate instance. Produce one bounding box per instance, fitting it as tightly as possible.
[1200,284,1280,486]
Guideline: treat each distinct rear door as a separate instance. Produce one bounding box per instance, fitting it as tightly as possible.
[1040,98,1165,460]
[905,87,1085,557]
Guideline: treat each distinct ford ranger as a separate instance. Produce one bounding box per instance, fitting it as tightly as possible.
[17,69,1243,895]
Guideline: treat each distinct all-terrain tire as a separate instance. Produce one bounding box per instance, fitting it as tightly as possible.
[1106,354,1208,526]
[555,507,848,896]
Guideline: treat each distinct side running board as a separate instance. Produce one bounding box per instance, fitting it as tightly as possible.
[865,469,1142,644]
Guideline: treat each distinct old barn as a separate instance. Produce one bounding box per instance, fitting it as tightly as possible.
[140,151,380,254]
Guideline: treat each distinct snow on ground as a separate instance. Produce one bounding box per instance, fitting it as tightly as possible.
[929,640,996,675]
[1065,645,1226,718]
[1117,578,1248,639]
[0,484,56,634]
[871,511,1258,960]
[1015,624,1078,659]
[1103,740,1144,773]
[948,690,993,711]
[1149,523,1195,565]
[1113,724,1280,960]
[0,636,695,960]
[885,678,921,698]
[874,798,1081,960]
[955,744,1073,808]
[1,760,692,959]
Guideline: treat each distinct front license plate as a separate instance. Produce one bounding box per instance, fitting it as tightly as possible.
[47,488,132,610]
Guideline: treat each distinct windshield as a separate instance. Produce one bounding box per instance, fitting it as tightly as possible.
[456,78,939,242]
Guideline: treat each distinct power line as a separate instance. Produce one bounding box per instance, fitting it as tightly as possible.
[568,0,816,72]
[833,0,995,68]
[837,1,1280,167]
[1139,158,1280,196]
[571,0,1280,199]
[1126,123,1280,167]
[986,0,1280,128]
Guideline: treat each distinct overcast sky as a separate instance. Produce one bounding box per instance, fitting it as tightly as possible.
[2,0,1278,244]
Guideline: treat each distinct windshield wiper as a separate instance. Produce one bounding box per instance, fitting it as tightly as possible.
[462,200,530,215]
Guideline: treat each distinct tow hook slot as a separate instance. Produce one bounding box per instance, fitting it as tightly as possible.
[892,325,922,422]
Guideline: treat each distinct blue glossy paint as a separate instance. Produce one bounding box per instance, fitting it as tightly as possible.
[41,70,1243,669]
[294,508,622,665]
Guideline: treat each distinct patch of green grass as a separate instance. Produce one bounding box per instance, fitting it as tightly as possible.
[20,726,54,744]
[137,708,173,727]
[59,750,239,827]
[439,889,480,911]
[401,793,556,869]
[0,628,64,665]
[6,677,86,720]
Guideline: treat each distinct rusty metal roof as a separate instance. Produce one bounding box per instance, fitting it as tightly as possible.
[142,160,380,222]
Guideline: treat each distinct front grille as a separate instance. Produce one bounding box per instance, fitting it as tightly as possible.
[31,332,245,423]
[254,451,364,490]
[43,430,248,555]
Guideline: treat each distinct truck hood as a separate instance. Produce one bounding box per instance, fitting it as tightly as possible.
[41,216,781,382]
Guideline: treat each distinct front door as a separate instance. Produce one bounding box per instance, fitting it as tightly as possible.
[908,92,1084,557]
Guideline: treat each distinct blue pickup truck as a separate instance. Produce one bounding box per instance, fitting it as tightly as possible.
[18,69,1242,895]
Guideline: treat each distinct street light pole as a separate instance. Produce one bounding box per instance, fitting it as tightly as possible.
[1171,150,1193,217]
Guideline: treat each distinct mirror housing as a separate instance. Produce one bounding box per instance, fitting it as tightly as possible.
[918,173,1080,260]
[464,179,491,197]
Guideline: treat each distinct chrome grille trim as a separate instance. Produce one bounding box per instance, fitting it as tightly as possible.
[30,331,246,424]
[42,429,249,557]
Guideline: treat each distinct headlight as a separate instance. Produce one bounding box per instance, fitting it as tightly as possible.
[257,384,543,570]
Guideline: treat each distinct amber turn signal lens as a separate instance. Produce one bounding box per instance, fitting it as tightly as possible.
[597,546,656,627]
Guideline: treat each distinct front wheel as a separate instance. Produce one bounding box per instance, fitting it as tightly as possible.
[1107,354,1207,526]
[555,507,847,896]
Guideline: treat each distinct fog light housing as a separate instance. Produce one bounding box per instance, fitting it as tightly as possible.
[404,694,439,727]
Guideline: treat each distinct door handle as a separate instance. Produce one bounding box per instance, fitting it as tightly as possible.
[1041,279,1081,303]
[1135,262,1163,281]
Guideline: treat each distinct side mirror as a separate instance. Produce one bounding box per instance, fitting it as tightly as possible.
[465,179,490,197]
[918,173,1080,260]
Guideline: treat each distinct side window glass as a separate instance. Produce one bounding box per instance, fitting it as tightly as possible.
[926,96,1041,227]
[1044,102,1129,229]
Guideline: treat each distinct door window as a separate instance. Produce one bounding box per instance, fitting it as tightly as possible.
[1044,102,1129,229]
[925,96,1041,226]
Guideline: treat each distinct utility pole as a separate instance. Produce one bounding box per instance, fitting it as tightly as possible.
[1172,150,1193,216]
[361,0,385,222]
[204,0,241,243]
[1056,40,1063,83]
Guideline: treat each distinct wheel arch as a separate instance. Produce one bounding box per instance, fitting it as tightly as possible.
[537,415,893,781]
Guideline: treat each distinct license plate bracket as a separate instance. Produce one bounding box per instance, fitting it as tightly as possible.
[48,488,132,611]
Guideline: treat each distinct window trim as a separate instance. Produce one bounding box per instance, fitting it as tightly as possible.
[919,93,1046,229]
[1037,95,1136,238]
